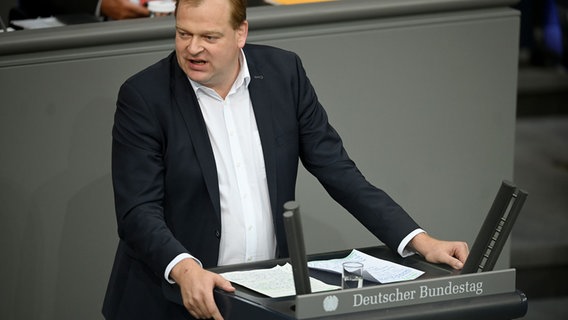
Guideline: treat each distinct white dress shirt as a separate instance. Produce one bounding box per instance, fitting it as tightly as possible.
[193,53,276,266]
[165,51,276,282]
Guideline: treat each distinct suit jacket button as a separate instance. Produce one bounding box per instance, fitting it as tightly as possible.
[215,230,220,239]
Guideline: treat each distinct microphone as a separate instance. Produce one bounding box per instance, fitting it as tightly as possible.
[283,201,311,295]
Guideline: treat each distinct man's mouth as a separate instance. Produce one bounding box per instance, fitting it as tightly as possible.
[190,59,207,65]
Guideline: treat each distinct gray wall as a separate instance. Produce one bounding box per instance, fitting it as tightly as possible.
[0,1,520,319]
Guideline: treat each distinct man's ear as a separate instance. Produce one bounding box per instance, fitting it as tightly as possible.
[237,21,248,48]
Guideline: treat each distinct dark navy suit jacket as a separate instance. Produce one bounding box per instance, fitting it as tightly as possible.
[103,44,420,319]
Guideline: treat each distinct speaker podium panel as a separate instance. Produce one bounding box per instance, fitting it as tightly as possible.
[209,247,527,320]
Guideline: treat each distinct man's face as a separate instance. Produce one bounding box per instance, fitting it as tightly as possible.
[175,0,248,97]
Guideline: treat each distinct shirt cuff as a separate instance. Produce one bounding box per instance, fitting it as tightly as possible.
[397,228,426,257]
[164,253,203,284]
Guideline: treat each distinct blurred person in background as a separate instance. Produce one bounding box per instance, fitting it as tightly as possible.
[9,0,150,22]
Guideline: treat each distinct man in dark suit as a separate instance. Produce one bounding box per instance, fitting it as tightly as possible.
[103,0,469,319]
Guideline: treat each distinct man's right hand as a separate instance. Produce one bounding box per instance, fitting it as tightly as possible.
[170,258,236,319]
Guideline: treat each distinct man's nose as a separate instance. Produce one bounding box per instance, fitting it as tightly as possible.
[187,39,203,55]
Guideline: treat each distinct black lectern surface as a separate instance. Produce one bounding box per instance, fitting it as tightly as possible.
[210,246,527,320]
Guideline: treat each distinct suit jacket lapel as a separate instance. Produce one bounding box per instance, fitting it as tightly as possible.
[168,52,279,230]
[171,59,221,222]
[247,58,279,229]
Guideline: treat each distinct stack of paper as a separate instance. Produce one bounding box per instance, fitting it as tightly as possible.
[308,249,424,284]
[220,250,424,298]
[221,263,339,298]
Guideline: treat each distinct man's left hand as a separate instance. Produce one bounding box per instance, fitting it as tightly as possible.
[409,232,469,269]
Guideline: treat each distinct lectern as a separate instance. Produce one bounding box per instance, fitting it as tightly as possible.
[210,181,528,319]
[211,247,527,319]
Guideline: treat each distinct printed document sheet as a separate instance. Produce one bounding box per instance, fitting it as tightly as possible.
[308,249,424,283]
[221,263,339,298]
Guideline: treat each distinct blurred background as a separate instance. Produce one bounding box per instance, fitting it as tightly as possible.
[1,0,567,319]
[511,1,568,319]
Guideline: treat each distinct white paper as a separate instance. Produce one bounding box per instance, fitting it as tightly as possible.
[308,249,424,284]
[10,17,65,29]
[220,263,339,298]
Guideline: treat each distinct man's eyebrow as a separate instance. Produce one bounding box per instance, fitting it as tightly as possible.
[175,26,223,37]
[201,30,224,37]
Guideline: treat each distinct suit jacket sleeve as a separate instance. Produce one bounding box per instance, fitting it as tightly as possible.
[289,52,421,251]
[111,78,188,278]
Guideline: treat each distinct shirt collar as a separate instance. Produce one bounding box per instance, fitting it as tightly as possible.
[188,49,250,97]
